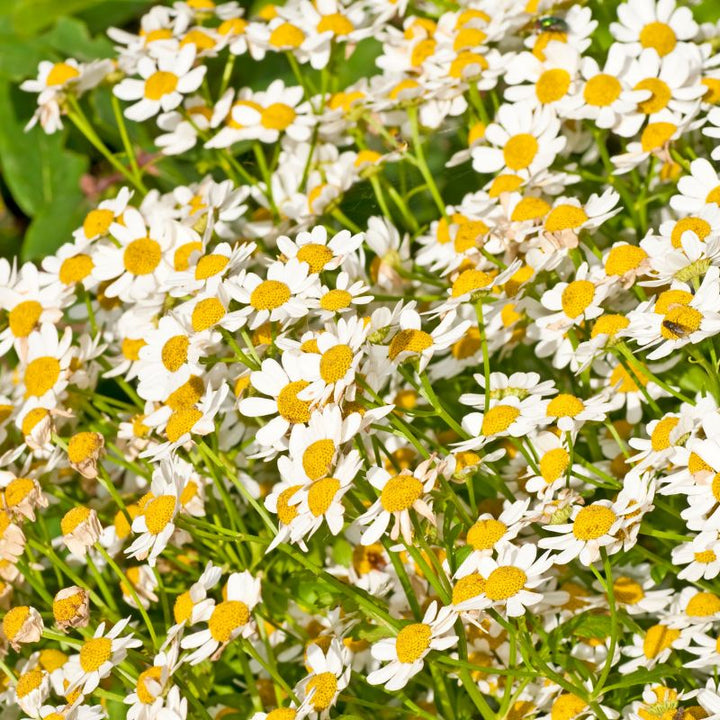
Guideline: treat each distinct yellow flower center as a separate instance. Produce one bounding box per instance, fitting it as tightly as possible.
[59,253,94,284]
[83,208,114,238]
[686,592,720,617]
[484,565,527,600]
[410,38,437,67]
[639,21,676,57]
[605,245,647,276]
[688,452,712,475]
[395,623,432,662]
[269,22,305,48]
[80,636,113,672]
[317,12,354,35]
[591,314,629,338]
[545,205,588,232]
[380,474,423,512]
[5,477,35,508]
[24,356,61,397]
[641,122,677,152]
[307,477,341,516]
[174,241,203,271]
[452,573,486,604]
[9,300,42,338]
[572,505,617,540]
[643,624,679,659]
[467,518,506,550]
[2,606,30,640]
[707,186,720,205]
[551,693,587,720]
[144,71,178,100]
[266,709,297,720]
[53,590,85,623]
[162,335,190,372]
[695,550,717,564]
[547,394,584,419]
[454,27,486,51]
[481,405,520,436]
[122,337,146,361]
[635,78,672,114]
[503,133,538,170]
[451,269,492,297]
[540,447,570,483]
[583,73,621,106]
[307,672,338,710]
[261,103,296,131]
[449,51,488,79]
[277,484,302,525]
[144,495,176,534]
[167,375,204,409]
[488,173,524,197]
[297,243,333,273]
[651,416,679,451]
[137,666,163,704]
[671,217,711,248]
[320,345,353,383]
[61,506,91,534]
[123,237,162,275]
[452,327,481,359]
[655,289,693,314]
[536,68,571,104]
[320,289,353,311]
[174,591,194,624]
[192,296,225,331]
[561,279,595,319]
[39,648,68,672]
[47,62,80,86]
[353,543,385,575]
[165,407,202,442]
[209,600,250,642]
[251,280,291,310]
[181,29,215,51]
[194,254,229,280]
[388,329,433,360]
[613,576,645,604]
[68,431,102,463]
[277,380,312,424]
[16,668,44,697]
[303,439,336,480]
[661,306,702,340]
[511,196,550,222]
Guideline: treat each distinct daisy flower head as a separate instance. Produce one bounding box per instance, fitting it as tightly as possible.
[309,272,373,321]
[671,158,720,215]
[296,639,351,719]
[366,602,458,691]
[276,225,364,276]
[114,44,207,121]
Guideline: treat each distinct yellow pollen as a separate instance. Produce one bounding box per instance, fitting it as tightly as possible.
[195,254,229,280]
[5,477,35,507]
[123,237,162,275]
[388,329,433,360]
[380,474,423,512]
[47,61,80,86]
[572,504,617,540]
[61,506,91,534]
[24,356,60,397]
[454,27,486,51]
[269,22,305,48]
[591,314,629,338]
[297,244,333,273]
[191,297,225,332]
[261,103,296,131]
[561,280,595,318]
[411,38,437,67]
[686,592,720,617]
[703,77,720,104]
[635,78,672,114]
[9,300,43,337]
[454,220,488,252]
[395,623,432,662]
[661,306,702,340]
[137,666,163,704]
[355,150,382,167]
[540,447,570,483]
[449,51,487,79]
[613,576,645,604]
[317,12,354,35]
[307,477,341,516]
[53,591,85,623]
[144,495,176,534]
[651,416,679,451]
[605,245,647,276]
[80,637,112,672]
[276,380,311,424]
[2,606,30,640]
[251,280,291,310]
[467,518,506,550]
[303,439,336,480]
[688,452,712,475]
[209,600,250,642]
[218,17,248,35]
[320,345,353,383]
[16,668,44,697]
[277,484,302,525]
[536,68,571,104]
[641,122,677,152]
[83,208,114,238]
[180,479,198,507]
[60,254,94,284]
[165,407,202,442]
[181,29,215,51]
[489,174,524,197]
[484,565,527,600]
[68,431,102,463]
[144,71,178,100]
[353,543,385,575]
[707,186,720,205]
[545,205,588,232]
[162,335,190,372]
[307,672,338,711]
[266,710,297,720]
[167,375,204,409]
[320,289,353,311]
[39,648,67,672]
[695,550,717,564]
[174,591,194,624]
[174,241,203,271]
[21,407,48,435]
[584,73,621,106]
[503,134,538,171]
[481,405,520,436]
[453,573,486,604]
[639,21,676,57]
[451,269,492,298]
[655,289,693,314]
[643,624,679,659]
[551,693,587,720]
[452,327,481,359]
[511,197,550,222]
[672,217,711,248]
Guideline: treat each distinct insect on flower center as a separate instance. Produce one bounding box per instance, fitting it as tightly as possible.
[380,474,423,512]
[144,71,179,100]
[467,518,507,550]
[251,280,291,310]
[80,636,113,672]
[395,622,432,662]
[503,133,538,171]
[261,103,296,131]
[320,289,353,311]
[308,477,341,516]
[209,600,250,642]
[47,62,80,86]
[24,356,61,398]
[123,237,162,275]
[484,565,527,600]
[162,335,190,372]
[9,300,43,338]
[303,439,336,480]
[540,447,570,483]
[307,672,338,710]
[572,504,617,540]
[61,506,91,534]
[583,73,621,106]
[320,345,353,383]
[481,405,520,436]
[661,306,702,340]
[60,254,94,284]
[144,495,176,534]
[277,380,312,424]
[536,68,571,104]
[643,624,679,659]
[639,21,676,57]
[297,243,333,273]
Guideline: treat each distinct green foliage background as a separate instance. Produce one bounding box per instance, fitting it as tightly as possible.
[0,0,718,262]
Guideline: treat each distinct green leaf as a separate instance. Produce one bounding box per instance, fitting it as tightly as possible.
[0,17,48,81]
[22,190,86,260]
[47,16,114,60]
[10,0,103,36]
